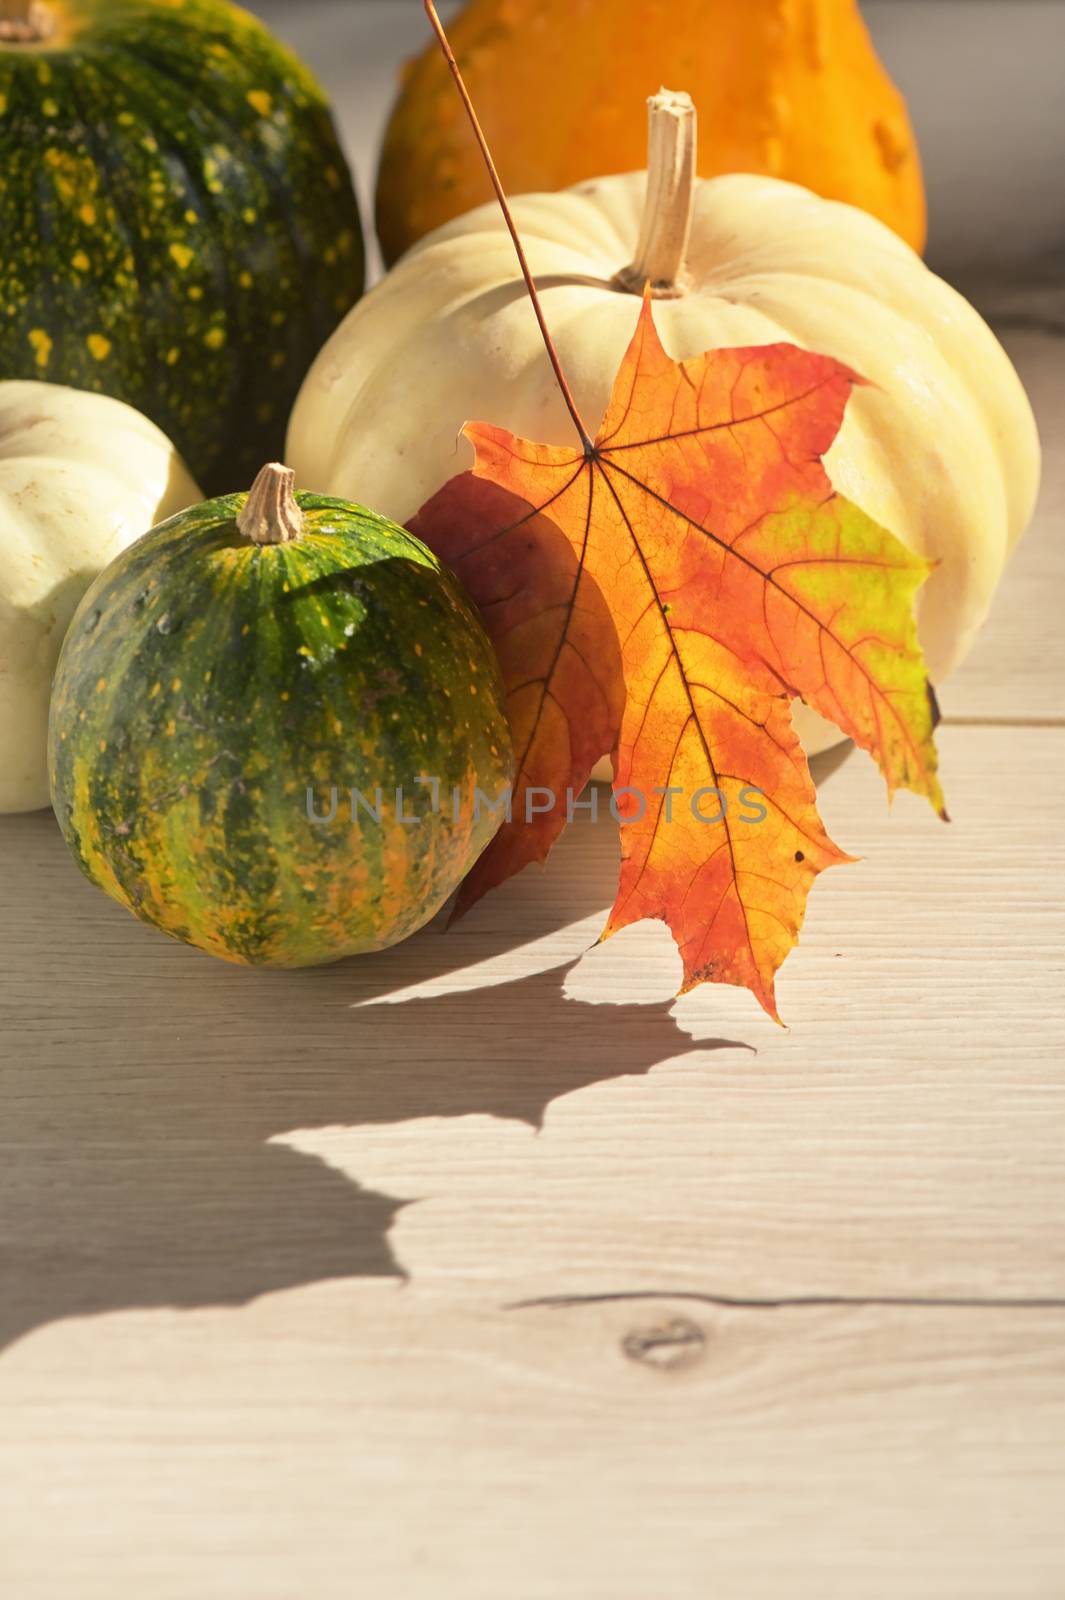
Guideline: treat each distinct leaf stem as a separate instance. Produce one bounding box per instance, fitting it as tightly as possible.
[422,0,593,451]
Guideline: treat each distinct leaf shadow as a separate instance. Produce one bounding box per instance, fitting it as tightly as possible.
[0,807,748,1356]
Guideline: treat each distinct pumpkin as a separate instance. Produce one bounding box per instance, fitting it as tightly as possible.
[0,0,364,493]
[0,379,200,814]
[290,92,1040,761]
[375,0,926,266]
[48,464,515,966]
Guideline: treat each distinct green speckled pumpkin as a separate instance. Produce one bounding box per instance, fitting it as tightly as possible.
[0,0,364,492]
[48,465,515,967]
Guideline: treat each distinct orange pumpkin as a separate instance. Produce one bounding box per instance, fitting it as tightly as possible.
[375,0,926,265]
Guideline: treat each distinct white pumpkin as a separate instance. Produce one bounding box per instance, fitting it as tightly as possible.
[0,382,201,813]
[288,93,1040,760]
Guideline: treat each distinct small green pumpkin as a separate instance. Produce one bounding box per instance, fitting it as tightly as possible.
[48,466,515,967]
[0,0,364,492]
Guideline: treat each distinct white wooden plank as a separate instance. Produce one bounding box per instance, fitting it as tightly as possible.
[2,1285,1063,1600]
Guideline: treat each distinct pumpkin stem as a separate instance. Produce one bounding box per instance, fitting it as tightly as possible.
[238,464,304,546]
[0,0,54,43]
[616,89,696,299]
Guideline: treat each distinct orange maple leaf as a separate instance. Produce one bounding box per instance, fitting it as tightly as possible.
[409,294,945,1020]
[408,0,945,1020]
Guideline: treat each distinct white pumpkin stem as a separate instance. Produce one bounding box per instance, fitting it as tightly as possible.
[238,463,304,545]
[617,89,697,298]
[0,0,54,43]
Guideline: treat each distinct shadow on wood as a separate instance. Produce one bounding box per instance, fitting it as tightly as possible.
[0,804,750,1354]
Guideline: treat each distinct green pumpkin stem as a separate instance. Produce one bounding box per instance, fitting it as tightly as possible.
[0,0,54,43]
[615,88,696,300]
[238,463,304,545]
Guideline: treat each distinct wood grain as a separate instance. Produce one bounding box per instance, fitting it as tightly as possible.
[4,1290,1064,1600]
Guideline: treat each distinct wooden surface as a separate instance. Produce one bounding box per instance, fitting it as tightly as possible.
[1,4,1063,1584]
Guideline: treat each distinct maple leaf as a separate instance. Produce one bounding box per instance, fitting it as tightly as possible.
[409,295,944,1020]
[409,0,945,1020]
